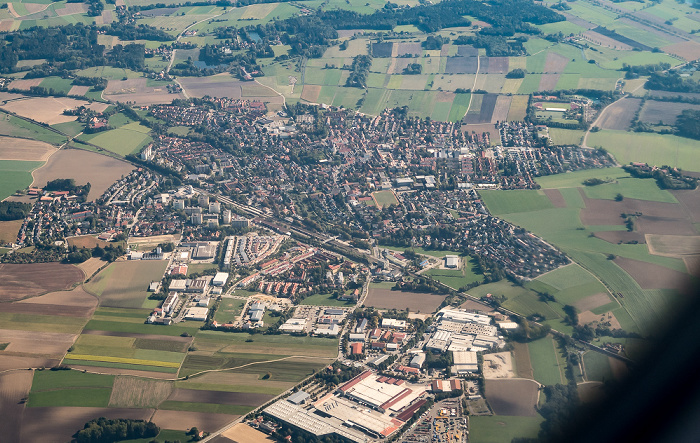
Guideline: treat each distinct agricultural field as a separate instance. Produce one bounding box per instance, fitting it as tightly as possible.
[424,255,483,289]
[484,379,539,416]
[637,100,700,126]
[0,262,84,302]
[27,370,115,408]
[0,113,68,145]
[1,96,108,125]
[79,122,152,156]
[0,159,44,200]
[365,286,446,313]
[469,415,544,443]
[478,190,554,215]
[29,148,134,200]
[527,336,565,386]
[84,260,168,308]
[0,136,56,162]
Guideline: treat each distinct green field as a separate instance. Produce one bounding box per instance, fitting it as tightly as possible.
[28,369,115,408]
[479,190,554,215]
[548,128,584,146]
[31,370,115,391]
[39,76,74,95]
[214,298,246,323]
[0,160,44,200]
[298,292,355,307]
[424,256,483,289]
[80,122,152,157]
[469,415,544,443]
[0,311,86,334]
[372,190,399,208]
[588,131,700,173]
[527,336,565,386]
[85,260,168,308]
[582,350,614,382]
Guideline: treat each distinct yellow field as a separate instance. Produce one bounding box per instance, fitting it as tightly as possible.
[67,354,181,368]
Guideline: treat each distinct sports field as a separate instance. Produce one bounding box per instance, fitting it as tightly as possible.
[372,190,399,208]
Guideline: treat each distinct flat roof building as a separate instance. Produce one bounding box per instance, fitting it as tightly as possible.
[212,272,229,286]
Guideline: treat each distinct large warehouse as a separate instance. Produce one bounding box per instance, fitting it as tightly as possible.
[337,371,422,413]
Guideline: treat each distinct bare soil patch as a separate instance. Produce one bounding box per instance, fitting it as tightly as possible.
[168,388,274,406]
[104,78,185,105]
[0,371,33,442]
[459,299,494,313]
[365,288,444,313]
[577,381,605,404]
[77,257,108,279]
[0,302,93,317]
[67,235,112,249]
[68,85,91,97]
[1,97,108,125]
[0,136,56,161]
[7,79,43,90]
[543,189,566,208]
[461,123,500,143]
[18,286,97,307]
[0,355,58,372]
[594,231,646,244]
[512,342,534,380]
[544,52,569,73]
[31,148,134,201]
[0,263,84,302]
[670,188,700,223]
[109,376,173,408]
[491,95,512,123]
[574,292,612,312]
[635,215,696,236]
[484,379,539,417]
[538,74,560,91]
[20,407,153,443]
[613,257,690,292]
[0,328,76,356]
[483,352,515,379]
[487,57,509,74]
[578,310,621,330]
[638,100,700,126]
[579,194,690,231]
[151,409,238,432]
[595,97,641,131]
[301,85,321,103]
[396,42,422,57]
[683,256,700,276]
[219,423,276,443]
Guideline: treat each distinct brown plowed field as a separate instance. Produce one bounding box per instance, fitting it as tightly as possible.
[578,310,621,329]
[81,329,193,342]
[365,288,445,313]
[613,257,690,292]
[167,388,274,406]
[662,40,700,61]
[0,263,84,302]
[1,302,92,317]
[300,85,321,103]
[608,357,629,381]
[574,292,612,312]
[595,98,641,131]
[0,355,57,372]
[20,407,153,443]
[543,189,566,208]
[151,409,238,432]
[396,42,422,56]
[1,97,107,125]
[458,299,494,313]
[544,52,569,73]
[0,136,56,161]
[684,256,700,276]
[638,100,700,126]
[0,329,76,356]
[594,231,646,244]
[579,194,689,229]
[484,379,539,417]
[487,57,509,74]
[671,188,700,223]
[635,215,697,236]
[31,148,134,201]
[0,371,33,442]
[104,78,186,105]
[491,95,512,124]
[18,287,96,307]
[538,74,560,91]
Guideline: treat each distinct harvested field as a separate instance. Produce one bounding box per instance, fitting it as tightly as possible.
[68,364,176,380]
[543,189,566,208]
[484,379,539,417]
[594,231,646,245]
[151,409,238,432]
[579,195,689,230]
[6,79,43,90]
[30,148,134,201]
[84,259,168,308]
[396,42,422,56]
[68,85,90,96]
[574,292,613,312]
[461,123,500,143]
[1,97,108,125]
[577,381,606,403]
[168,388,274,406]
[218,423,276,443]
[512,342,534,380]
[20,407,153,443]
[544,52,570,73]
[82,329,193,343]
[538,74,560,91]
[608,356,629,381]
[0,302,93,318]
[77,257,107,279]
[445,56,478,74]
[463,93,497,124]
[491,95,512,123]
[0,329,76,356]
[0,355,58,372]
[638,100,700,126]
[662,40,700,60]
[579,310,621,330]
[66,235,112,250]
[0,263,84,302]
[613,257,690,291]
[457,46,478,56]
[0,136,56,161]
[108,376,173,408]
[483,352,514,379]
[300,85,321,103]
[595,97,641,131]
[18,286,96,307]
[0,371,33,442]
[387,58,412,74]
[0,220,22,244]
[486,57,509,74]
[104,78,186,105]
[372,42,393,57]
[365,288,444,313]
[507,95,529,121]
[684,256,700,276]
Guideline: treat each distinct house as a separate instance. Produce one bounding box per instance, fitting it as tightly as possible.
[350,342,364,355]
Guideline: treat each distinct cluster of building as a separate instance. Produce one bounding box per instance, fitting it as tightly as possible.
[278,306,352,336]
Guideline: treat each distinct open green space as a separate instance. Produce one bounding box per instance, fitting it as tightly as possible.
[535,167,622,189]
[299,292,355,307]
[121,430,190,443]
[583,350,614,382]
[372,190,399,208]
[85,260,168,309]
[0,113,67,145]
[51,120,85,137]
[479,190,554,215]
[174,381,287,395]
[588,131,700,173]
[527,336,564,386]
[0,312,85,334]
[0,159,44,200]
[424,256,483,289]
[547,128,584,146]
[469,415,544,443]
[213,298,246,323]
[79,122,152,157]
[27,387,113,408]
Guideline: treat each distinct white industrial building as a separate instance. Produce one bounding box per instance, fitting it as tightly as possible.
[444,255,459,268]
[452,351,479,374]
[410,353,426,369]
[212,272,229,286]
[381,318,407,330]
[184,306,209,321]
[437,308,492,325]
[169,279,187,291]
[279,318,307,333]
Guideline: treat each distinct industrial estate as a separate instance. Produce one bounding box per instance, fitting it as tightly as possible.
[0,0,699,441]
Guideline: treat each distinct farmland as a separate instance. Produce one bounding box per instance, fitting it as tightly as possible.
[0,262,84,302]
[79,122,152,157]
[0,160,44,201]
[484,379,539,416]
[365,286,446,313]
[27,370,115,408]
[478,190,554,215]
[0,113,68,146]
[0,136,56,162]
[469,415,544,443]
[84,260,168,308]
[298,292,355,307]
[527,336,565,386]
